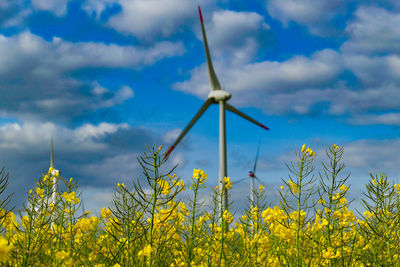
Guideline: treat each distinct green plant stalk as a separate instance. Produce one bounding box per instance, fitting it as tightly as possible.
[296,153,305,267]
[187,179,200,265]
[148,155,159,267]
[327,150,337,247]
[218,189,225,266]
[381,184,393,265]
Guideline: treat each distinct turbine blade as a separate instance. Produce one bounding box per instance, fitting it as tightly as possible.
[253,138,261,174]
[198,6,221,91]
[225,103,270,131]
[164,98,214,159]
[255,176,267,187]
[233,177,248,184]
[50,137,54,168]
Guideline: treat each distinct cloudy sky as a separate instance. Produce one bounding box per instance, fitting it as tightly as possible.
[1,0,400,214]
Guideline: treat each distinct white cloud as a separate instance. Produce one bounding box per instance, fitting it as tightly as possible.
[174,49,342,115]
[170,152,185,168]
[0,32,183,120]
[342,6,400,55]
[96,85,135,108]
[344,54,400,85]
[163,128,182,143]
[0,0,30,27]
[74,122,129,142]
[81,187,114,215]
[266,0,345,36]
[328,84,400,115]
[204,10,270,64]
[349,113,400,126]
[31,0,71,16]
[82,0,116,19]
[343,139,400,172]
[0,32,184,76]
[106,0,197,39]
[0,120,158,209]
[0,121,130,151]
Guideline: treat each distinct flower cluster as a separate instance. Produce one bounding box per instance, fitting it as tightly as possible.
[0,145,397,266]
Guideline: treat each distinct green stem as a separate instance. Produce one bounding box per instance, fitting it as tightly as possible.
[296,154,305,267]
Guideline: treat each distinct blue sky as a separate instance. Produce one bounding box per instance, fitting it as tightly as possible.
[1,0,400,213]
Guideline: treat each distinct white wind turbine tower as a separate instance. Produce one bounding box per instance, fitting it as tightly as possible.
[49,138,61,227]
[165,6,270,214]
[50,138,60,208]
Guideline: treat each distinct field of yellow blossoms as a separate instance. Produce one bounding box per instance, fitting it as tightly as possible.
[0,144,398,266]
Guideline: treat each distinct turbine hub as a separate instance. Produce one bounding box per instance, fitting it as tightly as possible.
[208,90,231,102]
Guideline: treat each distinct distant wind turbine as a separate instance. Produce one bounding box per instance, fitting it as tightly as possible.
[233,140,267,207]
[165,6,270,214]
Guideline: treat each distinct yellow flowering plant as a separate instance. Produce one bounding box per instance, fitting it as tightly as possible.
[0,144,399,266]
[278,144,317,266]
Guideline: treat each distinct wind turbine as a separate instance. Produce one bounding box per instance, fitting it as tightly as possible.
[164,6,270,214]
[233,140,267,207]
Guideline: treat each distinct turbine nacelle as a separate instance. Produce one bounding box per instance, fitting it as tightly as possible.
[208,89,231,102]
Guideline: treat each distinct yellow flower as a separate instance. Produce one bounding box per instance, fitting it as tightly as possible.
[51,169,59,177]
[339,184,348,191]
[222,210,234,224]
[101,207,112,218]
[137,245,153,258]
[333,144,339,149]
[21,215,29,229]
[36,188,44,198]
[48,166,54,174]
[322,247,340,259]
[301,144,306,152]
[62,192,77,202]
[0,237,11,262]
[204,212,212,220]
[55,250,68,260]
[223,177,233,190]
[288,180,298,194]
[179,202,190,216]
[280,185,284,190]
[259,184,264,191]
[176,179,185,191]
[193,169,207,185]
[332,193,341,200]
[157,180,171,195]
